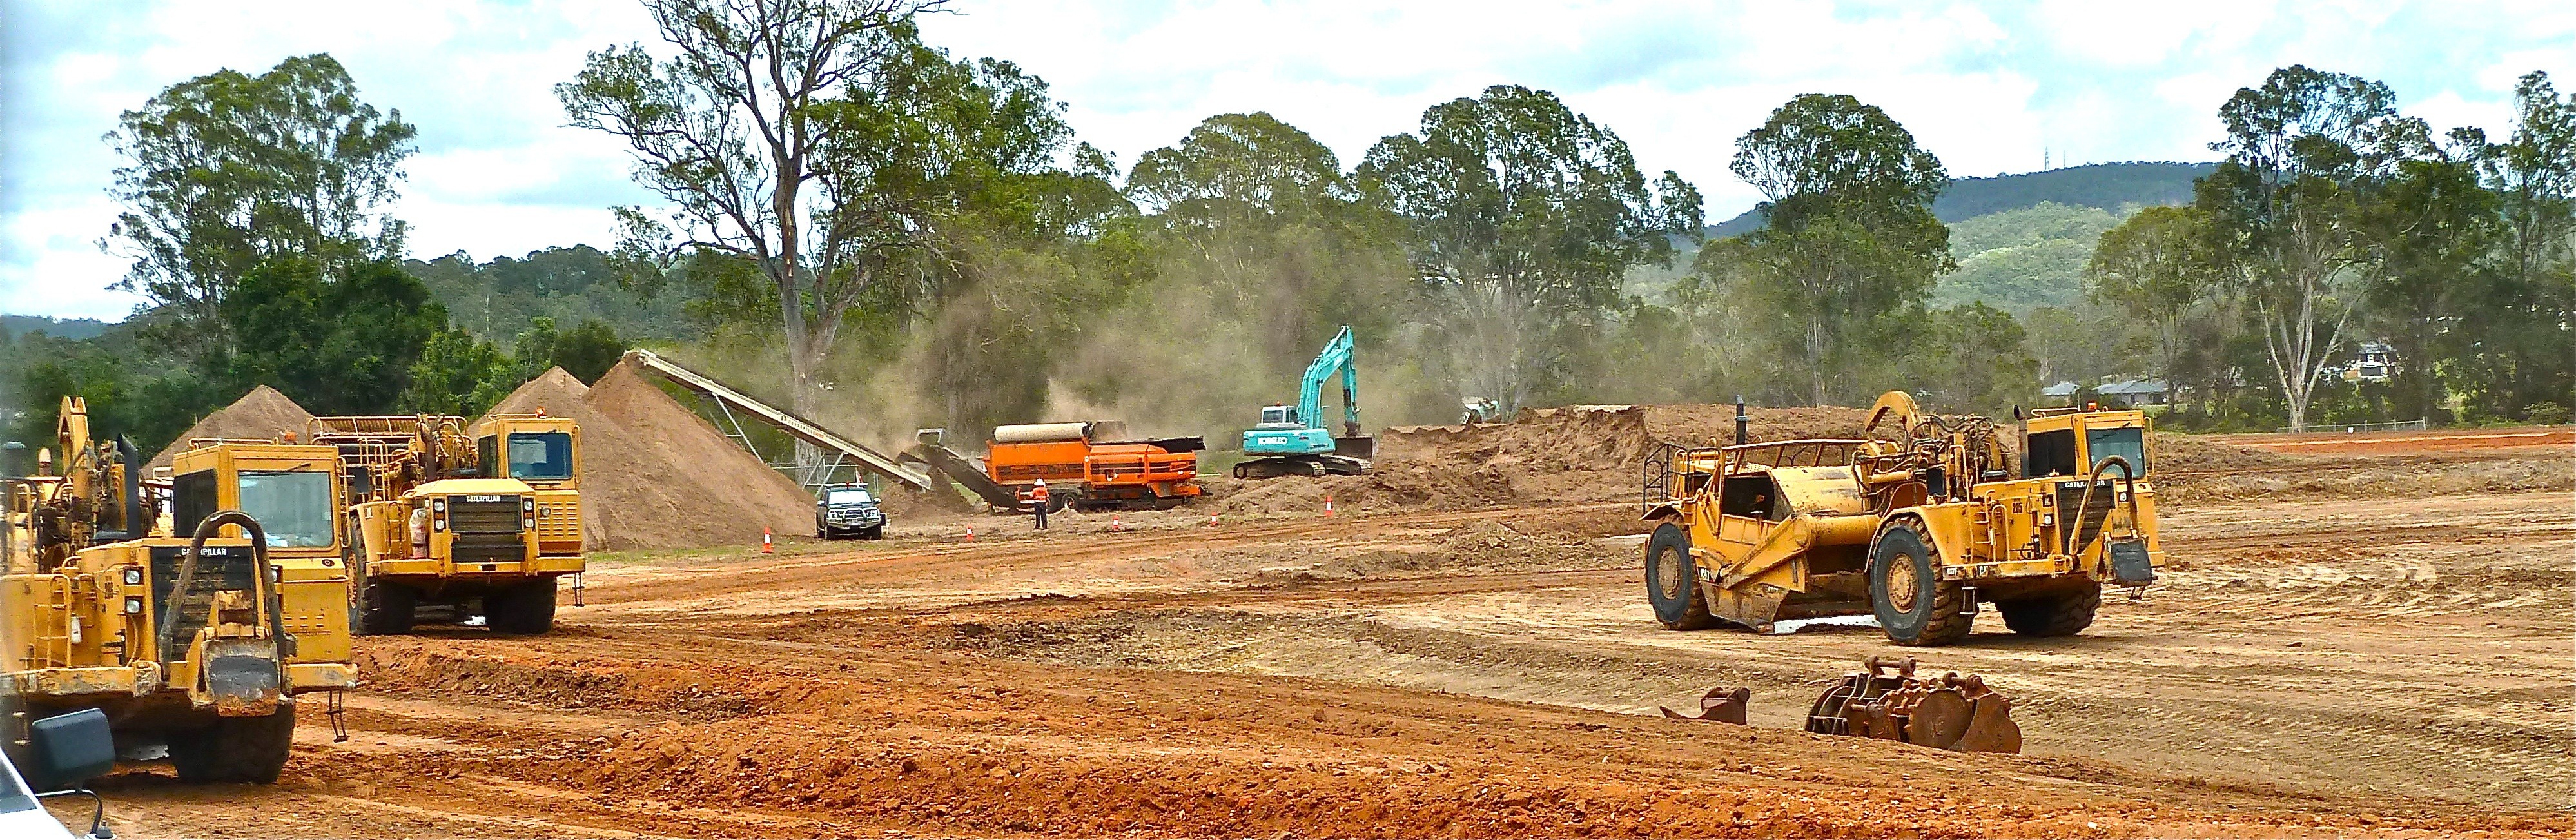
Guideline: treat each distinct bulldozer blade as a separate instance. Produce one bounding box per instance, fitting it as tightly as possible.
[1949,694,2023,754]
[1659,686,1749,724]
[1900,688,1973,750]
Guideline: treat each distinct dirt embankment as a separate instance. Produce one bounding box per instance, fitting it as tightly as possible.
[1211,404,1892,517]
[1205,400,2524,516]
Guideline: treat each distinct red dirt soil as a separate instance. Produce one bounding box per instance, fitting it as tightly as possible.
[71,398,2573,839]
[2210,426,2573,456]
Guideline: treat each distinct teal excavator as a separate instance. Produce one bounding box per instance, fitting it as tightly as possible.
[1234,326,1374,478]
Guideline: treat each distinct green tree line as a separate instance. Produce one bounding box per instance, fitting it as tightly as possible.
[10,3,2569,458]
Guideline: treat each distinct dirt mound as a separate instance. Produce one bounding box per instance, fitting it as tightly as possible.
[2153,432,2294,472]
[150,385,315,469]
[1325,402,1880,514]
[1382,405,1650,469]
[477,364,813,552]
[1205,461,1519,516]
[489,366,590,414]
[1643,404,1873,447]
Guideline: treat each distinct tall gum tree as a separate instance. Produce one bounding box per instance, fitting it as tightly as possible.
[2196,65,2405,432]
[2087,204,2221,401]
[1358,85,1700,413]
[1722,93,1950,406]
[103,53,415,362]
[2454,72,2576,418]
[557,0,943,467]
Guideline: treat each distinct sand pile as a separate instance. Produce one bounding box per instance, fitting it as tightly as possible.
[482,364,813,551]
[150,386,315,469]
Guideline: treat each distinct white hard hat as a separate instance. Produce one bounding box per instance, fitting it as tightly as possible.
[1033,478,1047,487]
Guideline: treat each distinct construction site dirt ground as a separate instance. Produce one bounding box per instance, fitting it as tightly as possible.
[59,429,2573,838]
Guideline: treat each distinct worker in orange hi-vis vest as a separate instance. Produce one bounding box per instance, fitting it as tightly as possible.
[1031,478,1051,531]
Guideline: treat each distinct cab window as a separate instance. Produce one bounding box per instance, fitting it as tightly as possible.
[237,470,335,548]
[2025,429,2077,478]
[1719,474,1782,520]
[476,435,498,478]
[506,432,574,481]
[826,488,873,505]
[173,469,219,536]
[2085,427,2149,476]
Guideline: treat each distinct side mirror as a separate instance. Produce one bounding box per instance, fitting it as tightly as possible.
[27,709,113,792]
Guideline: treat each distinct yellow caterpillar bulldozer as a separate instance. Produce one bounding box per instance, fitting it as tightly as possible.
[1,399,355,783]
[1641,392,2162,645]
[307,413,583,635]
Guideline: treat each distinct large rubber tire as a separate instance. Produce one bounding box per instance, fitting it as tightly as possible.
[357,578,416,636]
[1869,522,1973,646]
[170,705,295,784]
[485,578,558,635]
[1644,523,1719,630]
[862,525,884,541]
[1998,583,2102,636]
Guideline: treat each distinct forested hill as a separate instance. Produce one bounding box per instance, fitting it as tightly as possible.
[0,314,112,340]
[1706,161,2216,237]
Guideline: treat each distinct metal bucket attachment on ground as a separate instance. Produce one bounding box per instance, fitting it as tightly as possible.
[1803,656,2020,754]
[1659,686,1750,724]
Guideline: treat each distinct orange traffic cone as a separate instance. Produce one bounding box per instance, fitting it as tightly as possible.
[761,527,775,554]
[1110,513,1123,532]
[1323,495,1335,516]
[1207,513,1219,527]
[964,525,976,542]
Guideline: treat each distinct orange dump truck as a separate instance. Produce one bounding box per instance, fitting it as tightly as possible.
[984,422,1203,511]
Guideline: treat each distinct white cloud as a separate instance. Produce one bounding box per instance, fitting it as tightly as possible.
[6,0,2574,320]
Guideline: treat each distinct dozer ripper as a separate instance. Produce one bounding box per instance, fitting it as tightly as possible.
[2,400,355,783]
[308,413,584,635]
[1236,325,1373,478]
[1641,393,2161,646]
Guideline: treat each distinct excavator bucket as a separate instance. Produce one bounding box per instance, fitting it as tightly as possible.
[1803,657,2020,754]
[1659,686,1750,724]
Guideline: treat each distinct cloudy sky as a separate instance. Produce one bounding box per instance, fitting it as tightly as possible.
[4,1,2570,320]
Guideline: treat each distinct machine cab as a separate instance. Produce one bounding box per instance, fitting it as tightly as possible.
[2018,408,2151,480]
[1253,405,1301,429]
[168,443,344,563]
[471,414,581,559]
[472,415,579,490]
[163,441,355,671]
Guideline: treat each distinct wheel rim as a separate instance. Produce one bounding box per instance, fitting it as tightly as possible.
[1655,545,1687,600]
[1886,552,1920,612]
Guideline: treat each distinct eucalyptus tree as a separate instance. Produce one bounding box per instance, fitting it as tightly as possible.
[1722,93,1951,405]
[2194,66,2407,431]
[104,54,416,361]
[2451,72,2576,420]
[556,0,946,450]
[2087,204,2221,398]
[1358,85,1701,412]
